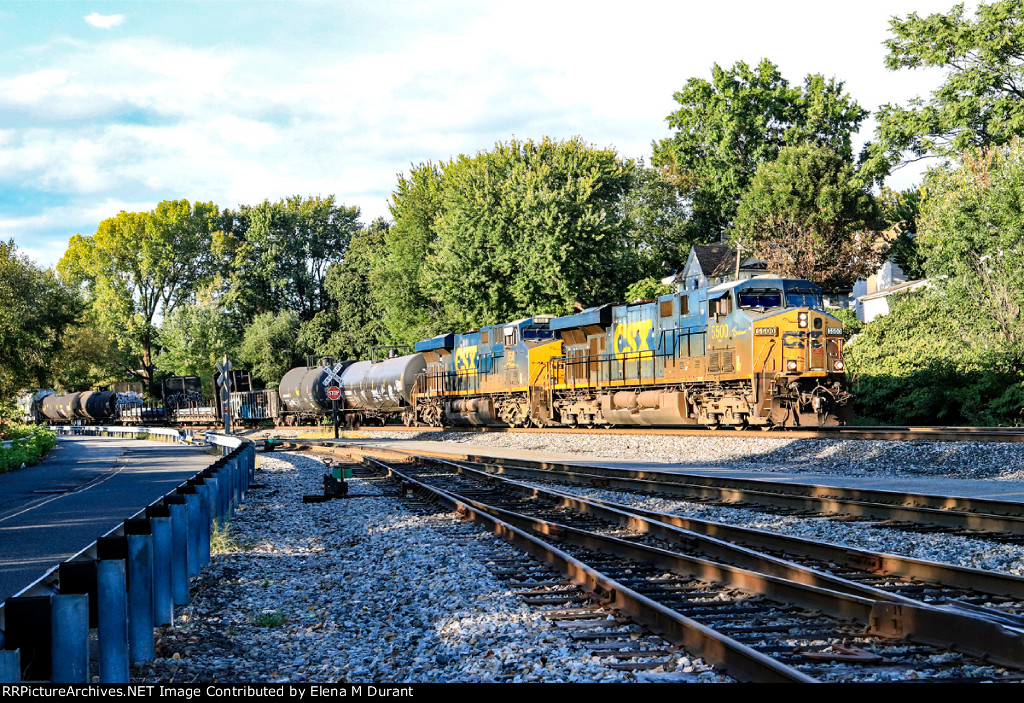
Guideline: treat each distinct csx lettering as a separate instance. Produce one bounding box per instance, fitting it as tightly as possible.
[455,345,478,374]
[614,320,654,358]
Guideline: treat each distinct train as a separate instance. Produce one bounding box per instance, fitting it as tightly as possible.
[18,274,853,430]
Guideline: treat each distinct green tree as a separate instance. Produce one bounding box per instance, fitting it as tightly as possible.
[617,163,692,273]
[236,310,307,385]
[373,164,445,345]
[731,144,883,289]
[624,277,674,302]
[301,219,392,359]
[419,137,642,332]
[916,140,1024,374]
[53,308,134,391]
[156,297,240,388]
[653,59,868,241]
[58,200,221,390]
[0,240,80,400]
[878,187,927,279]
[875,0,1024,168]
[224,195,361,322]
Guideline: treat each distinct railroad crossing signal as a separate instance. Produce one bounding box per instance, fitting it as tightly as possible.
[216,356,233,440]
[321,362,345,386]
[327,386,341,401]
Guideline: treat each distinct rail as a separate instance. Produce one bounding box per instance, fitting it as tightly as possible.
[0,427,254,683]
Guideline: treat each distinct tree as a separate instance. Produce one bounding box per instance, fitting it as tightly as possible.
[155,297,240,388]
[224,195,361,322]
[878,187,927,279]
[373,164,445,345]
[731,144,883,289]
[236,311,307,385]
[301,219,392,359]
[617,163,693,273]
[653,59,868,242]
[875,0,1024,168]
[419,137,642,332]
[58,200,221,390]
[0,240,80,400]
[916,140,1024,375]
[53,308,134,392]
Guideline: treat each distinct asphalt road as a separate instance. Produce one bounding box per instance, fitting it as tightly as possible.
[0,436,217,602]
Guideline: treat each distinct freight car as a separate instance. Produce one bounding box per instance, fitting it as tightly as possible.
[410,275,852,429]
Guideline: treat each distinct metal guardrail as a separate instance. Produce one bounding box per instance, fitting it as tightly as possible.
[0,433,38,450]
[0,427,254,683]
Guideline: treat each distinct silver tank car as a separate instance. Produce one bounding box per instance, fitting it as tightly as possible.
[352,353,425,409]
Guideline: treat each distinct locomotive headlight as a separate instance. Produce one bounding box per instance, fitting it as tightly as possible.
[787,360,798,372]
[834,360,845,371]
[798,312,808,328]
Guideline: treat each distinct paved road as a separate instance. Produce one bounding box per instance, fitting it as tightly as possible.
[0,436,216,601]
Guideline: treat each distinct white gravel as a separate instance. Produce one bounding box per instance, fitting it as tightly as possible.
[134,451,727,684]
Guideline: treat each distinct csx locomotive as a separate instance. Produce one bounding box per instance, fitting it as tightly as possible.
[411,275,851,428]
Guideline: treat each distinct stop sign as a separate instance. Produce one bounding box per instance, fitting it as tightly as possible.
[327,386,341,401]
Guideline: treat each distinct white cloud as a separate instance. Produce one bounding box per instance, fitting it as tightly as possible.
[84,13,123,29]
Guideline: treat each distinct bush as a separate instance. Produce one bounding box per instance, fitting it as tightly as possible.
[0,426,57,473]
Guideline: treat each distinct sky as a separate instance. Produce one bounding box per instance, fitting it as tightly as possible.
[0,0,961,268]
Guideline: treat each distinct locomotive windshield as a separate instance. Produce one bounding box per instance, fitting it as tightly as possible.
[737,288,783,311]
[735,280,824,312]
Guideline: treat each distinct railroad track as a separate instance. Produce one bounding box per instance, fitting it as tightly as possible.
[266,423,1024,444]
[334,446,1024,540]
[309,446,1024,682]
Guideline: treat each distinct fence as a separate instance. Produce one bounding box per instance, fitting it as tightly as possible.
[0,428,254,683]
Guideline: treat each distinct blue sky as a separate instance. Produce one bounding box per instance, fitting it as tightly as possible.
[1,0,958,267]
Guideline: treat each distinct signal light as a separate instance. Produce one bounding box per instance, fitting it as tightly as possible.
[834,360,845,371]
[798,312,808,329]
[787,360,798,372]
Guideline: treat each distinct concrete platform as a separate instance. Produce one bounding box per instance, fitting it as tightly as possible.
[328,437,1024,505]
[0,436,217,601]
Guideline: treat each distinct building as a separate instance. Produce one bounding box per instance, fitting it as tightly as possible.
[662,243,767,290]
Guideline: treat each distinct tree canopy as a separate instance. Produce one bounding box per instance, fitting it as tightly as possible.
[653,59,867,242]
[58,200,220,390]
[731,144,883,289]
[223,195,361,322]
[875,0,1024,168]
[0,240,80,400]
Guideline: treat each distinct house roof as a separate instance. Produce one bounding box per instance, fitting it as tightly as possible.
[857,278,929,302]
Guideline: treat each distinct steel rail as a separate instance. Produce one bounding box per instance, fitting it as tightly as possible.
[285,422,1024,443]
[342,445,1024,535]
[359,453,1024,680]
[360,455,817,683]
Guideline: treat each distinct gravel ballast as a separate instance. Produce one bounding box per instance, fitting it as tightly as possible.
[134,451,726,684]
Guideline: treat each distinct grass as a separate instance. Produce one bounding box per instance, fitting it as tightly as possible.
[251,610,285,628]
[210,520,253,554]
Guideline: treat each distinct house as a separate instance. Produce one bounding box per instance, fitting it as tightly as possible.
[662,243,767,290]
[663,243,854,307]
[856,277,930,323]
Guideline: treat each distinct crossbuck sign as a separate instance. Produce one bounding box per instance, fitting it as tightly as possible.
[321,362,345,387]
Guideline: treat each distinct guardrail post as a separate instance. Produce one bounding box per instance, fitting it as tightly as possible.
[3,596,51,680]
[177,487,202,578]
[0,649,19,683]
[146,505,173,626]
[95,556,129,683]
[164,496,189,605]
[188,478,212,565]
[51,593,89,683]
[124,520,154,664]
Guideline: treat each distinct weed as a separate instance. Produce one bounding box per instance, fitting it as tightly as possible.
[252,610,285,628]
[210,520,248,554]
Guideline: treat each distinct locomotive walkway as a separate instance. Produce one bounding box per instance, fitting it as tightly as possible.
[0,436,214,601]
